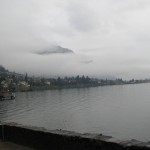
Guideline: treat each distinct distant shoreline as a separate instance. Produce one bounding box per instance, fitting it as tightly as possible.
[1,65,150,92]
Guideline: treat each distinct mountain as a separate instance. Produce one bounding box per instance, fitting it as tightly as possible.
[36,45,74,55]
[0,65,6,72]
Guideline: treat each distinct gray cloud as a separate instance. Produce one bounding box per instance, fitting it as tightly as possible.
[1,0,150,79]
[80,60,93,64]
[110,0,150,13]
[35,45,74,55]
[66,1,99,32]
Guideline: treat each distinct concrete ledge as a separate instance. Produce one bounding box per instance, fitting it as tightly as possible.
[0,123,150,150]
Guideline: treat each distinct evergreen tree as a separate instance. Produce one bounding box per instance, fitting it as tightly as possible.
[25,73,28,82]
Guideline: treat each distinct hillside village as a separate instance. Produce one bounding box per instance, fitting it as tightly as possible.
[0,67,100,92]
[0,65,52,92]
[0,65,150,92]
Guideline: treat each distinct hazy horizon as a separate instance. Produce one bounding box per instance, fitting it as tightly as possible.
[1,0,150,79]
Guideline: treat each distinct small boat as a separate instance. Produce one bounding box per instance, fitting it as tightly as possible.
[0,91,15,100]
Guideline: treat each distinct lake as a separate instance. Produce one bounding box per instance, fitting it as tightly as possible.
[0,83,150,141]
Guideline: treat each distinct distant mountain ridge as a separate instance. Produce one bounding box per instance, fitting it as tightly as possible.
[0,65,23,77]
[36,45,74,55]
[0,65,7,72]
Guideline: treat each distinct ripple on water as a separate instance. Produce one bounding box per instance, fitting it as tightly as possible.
[1,85,150,141]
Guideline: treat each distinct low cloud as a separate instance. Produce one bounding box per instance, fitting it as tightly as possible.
[35,45,74,55]
[80,60,93,64]
[1,0,150,79]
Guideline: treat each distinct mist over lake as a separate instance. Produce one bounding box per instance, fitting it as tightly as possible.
[1,0,150,146]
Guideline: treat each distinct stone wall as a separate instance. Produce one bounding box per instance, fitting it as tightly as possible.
[0,123,150,150]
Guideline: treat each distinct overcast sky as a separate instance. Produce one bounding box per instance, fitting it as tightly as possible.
[1,0,150,79]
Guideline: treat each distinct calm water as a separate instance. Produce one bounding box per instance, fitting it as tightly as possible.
[1,83,150,141]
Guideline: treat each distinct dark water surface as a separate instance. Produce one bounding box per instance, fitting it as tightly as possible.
[1,83,150,141]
